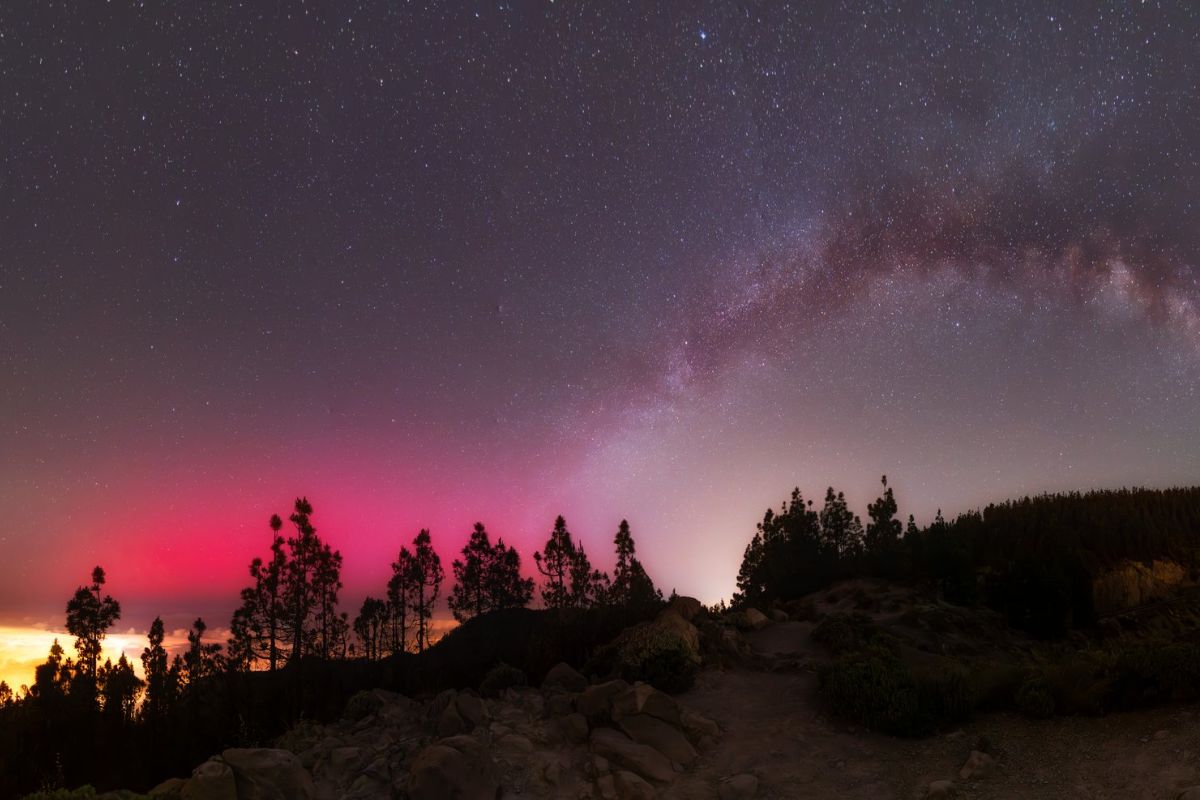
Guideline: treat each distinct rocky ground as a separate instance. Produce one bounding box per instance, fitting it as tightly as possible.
[137,597,1200,800]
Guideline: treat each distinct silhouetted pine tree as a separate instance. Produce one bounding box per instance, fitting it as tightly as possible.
[819,487,864,559]
[609,520,662,612]
[65,566,121,685]
[387,546,415,655]
[448,522,534,623]
[535,516,576,609]
[140,617,171,721]
[353,597,387,660]
[408,529,443,653]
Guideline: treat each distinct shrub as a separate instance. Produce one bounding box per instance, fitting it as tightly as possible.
[917,667,973,724]
[1015,674,1056,719]
[723,610,753,631]
[1113,643,1200,704]
[969,662,1026,712]
[812,612,891,656]
[612,622,700,694]
[21,789,106,800]
[479,662,527,698]
[819,646,931,736]
[342,689,384,722]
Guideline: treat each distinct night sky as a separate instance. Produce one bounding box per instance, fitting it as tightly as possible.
[1,2,1198,664]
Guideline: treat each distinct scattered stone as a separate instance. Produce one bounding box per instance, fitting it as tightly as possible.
[743,608,770,630]
[1154,729,1169,741]
[614,769,657,800]
[958,749,995,781]
[681,709,721,743]
[546,691,577,717]
[437,701,468,737]
[562,712,590,743]
[147,777,186,798]
[455,692,487,729]
[181,758,236,800]
[222,748,317,800]
[494,733,536,763]
[618,713,698,764]
[328,745,365,775]
[719,772,759,800]
[611,682,682,728]
[590,727,676,783]
[543,661,588,693]
[926,779,956,798]
[407,735,499,800]
[579,679,631,722]
[1178,788,1200,800]
[597,772,619,800]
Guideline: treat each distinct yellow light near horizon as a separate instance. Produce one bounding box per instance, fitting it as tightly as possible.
[0,625,187,694]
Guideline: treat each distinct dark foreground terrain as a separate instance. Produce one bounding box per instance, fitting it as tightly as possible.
[32,586,1200,800]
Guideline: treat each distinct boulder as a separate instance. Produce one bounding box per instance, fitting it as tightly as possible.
[770,608,789,622]
[596,772,618,800]
[611,682,682,728]
[719,773,759,800]
[667,595,704,621]
[407,735,499,800]
[543,662,588,693]
[590,727,676,783]
[579,679,631,722]
[181,759,237,800]
[222,748,316,800]
[1179,790,1200,800]
[618,713,698,764]
[455,692,487,729]
[494,733,535,763]
[437,701,468,737]
[328,746,365,776]
[562,712,590,743]
[148,778,186,798]
[614,769,657,800]
[958,750,994,781]
[743,608,769,630]
[681,709,720,742]
[655,608,701,655]
[926,780,956,798]
[546,691,577,717]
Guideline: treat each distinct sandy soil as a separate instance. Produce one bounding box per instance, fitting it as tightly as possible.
[666,621,1200,800]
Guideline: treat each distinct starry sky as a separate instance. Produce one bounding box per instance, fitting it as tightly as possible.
[1,2,1198,673]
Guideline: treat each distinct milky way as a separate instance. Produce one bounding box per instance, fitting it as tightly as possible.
[1,2,1197,635]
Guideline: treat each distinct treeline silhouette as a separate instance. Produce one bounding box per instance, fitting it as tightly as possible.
[735,479,1200,638]
[0,500,663,798]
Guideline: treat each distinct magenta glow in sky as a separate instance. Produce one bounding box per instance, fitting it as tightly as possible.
[2,3,1198,650]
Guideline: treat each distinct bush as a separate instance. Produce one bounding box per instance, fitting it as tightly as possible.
[917,667,973,724]
[968,662,1026,712]
[1112,643,1200,704]
[1015,675,1056,719]
[479,662,527,698]
[819,646,931,736]
[723,611,753,631]
[342,690,384,722]
[811,612,891,656]
[611,622,700,694]
[21,789,108,800]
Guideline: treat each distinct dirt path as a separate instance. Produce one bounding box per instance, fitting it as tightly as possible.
[665,623,1200,799]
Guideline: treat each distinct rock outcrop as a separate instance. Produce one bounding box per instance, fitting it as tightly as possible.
[153,668,723,800]
[1092,559,1190,615]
